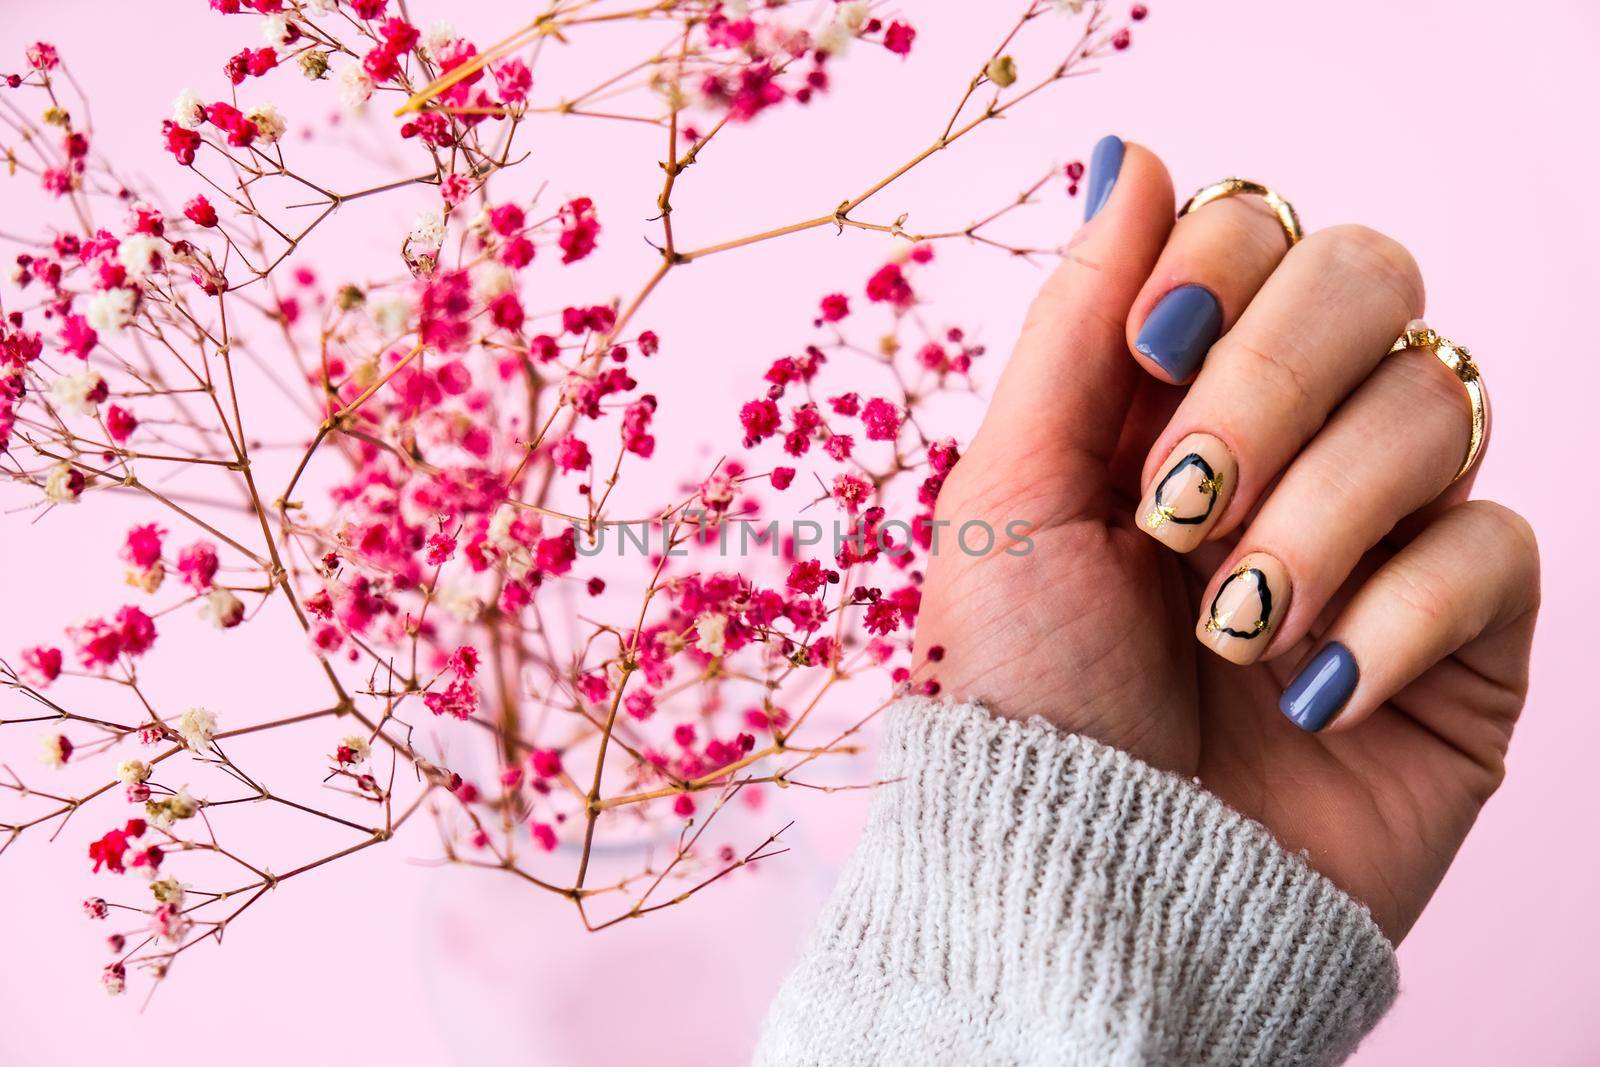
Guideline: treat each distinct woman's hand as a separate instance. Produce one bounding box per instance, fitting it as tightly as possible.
[913,138,1540,943]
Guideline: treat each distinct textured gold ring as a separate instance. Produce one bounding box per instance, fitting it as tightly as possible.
[1389,325,1489,481]
[1180,178,1303,247]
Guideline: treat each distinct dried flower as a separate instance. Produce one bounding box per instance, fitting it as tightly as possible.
[176,707,218,753]
[199,588,245,629]
[116,759,152,785]
[246,103,287,144]
[146,788,198,828]
[171,88,206,129]
[85,288,136,333]
[149,876,185,905]
[336,61,375,109]
[44,462,85,504]
[51,368,106,414]
[38,732,73,768]
[410,209,446,250]
[0,9,1141,996]
[335,735,371,765]
[986,55,1018,87]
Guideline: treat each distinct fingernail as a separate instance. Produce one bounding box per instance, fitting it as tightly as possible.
[1083,135,1124,222]
[1138,433,1235,552]
[1279,642,1359,732]
[1136,285,1223,383]
[1196,552,1290,665]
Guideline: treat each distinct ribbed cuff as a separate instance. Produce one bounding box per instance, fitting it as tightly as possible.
[755,697,1398,1067]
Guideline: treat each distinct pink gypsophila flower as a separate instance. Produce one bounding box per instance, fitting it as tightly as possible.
[177,541,219,591]
[21,646,63,686]
[121,524,166,568]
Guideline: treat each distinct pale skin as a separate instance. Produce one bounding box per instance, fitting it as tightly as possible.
[913,142,1541,944]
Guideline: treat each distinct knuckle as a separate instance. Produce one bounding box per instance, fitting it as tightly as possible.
[1387,559,1459,632]
[1458,499,1542,586]
[1308,224,1425,314]
[1222,334,1319,418]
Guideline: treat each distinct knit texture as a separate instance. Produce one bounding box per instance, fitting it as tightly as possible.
[753,697,1398,1067]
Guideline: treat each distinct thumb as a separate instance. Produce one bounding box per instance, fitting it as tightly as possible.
[970,137,1174,517]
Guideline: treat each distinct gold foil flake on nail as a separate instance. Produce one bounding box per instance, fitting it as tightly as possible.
[1199,472,1225,495]
[1144,503,1176,530]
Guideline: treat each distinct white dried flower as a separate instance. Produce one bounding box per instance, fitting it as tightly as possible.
[304,0,338,13]
[116,759,152,785]
[86,287,137,333]
[199,587,244,629]
[814,22,852,56]
[487,502,520,550]
[117,234,163,280]
[44,462,82,504]
[421,21,456,60]
[471,262,514,301]
[409,208,446,250]
[694,612,728,658]
[37,733,71,768]
[338,735,371,764]
[246,103,287,145]
[172,88,206,130]
[51,368,104,414]
[371,293,413,336]
[336,62,374,110]
[839,1,870,29]
[177,707,218,753]
[439,585,484,623]
[260,14,292,46]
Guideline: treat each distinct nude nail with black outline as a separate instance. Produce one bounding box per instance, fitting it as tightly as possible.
[1137,433,1235,553]
[1195,551,1291,665]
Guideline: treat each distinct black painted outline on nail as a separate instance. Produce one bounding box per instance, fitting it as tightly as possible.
[1207,565,1273,640]
[1152,453,1221,526]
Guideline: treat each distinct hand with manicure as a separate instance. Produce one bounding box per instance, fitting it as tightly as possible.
[914,136,1540,942]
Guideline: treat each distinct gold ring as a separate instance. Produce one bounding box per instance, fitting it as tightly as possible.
[1389,325,1489,481]
[1180,178,1303,247]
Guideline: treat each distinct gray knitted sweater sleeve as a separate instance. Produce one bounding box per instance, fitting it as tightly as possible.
[753,697,1398,1067]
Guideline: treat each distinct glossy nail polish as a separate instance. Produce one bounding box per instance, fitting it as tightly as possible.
[1279,642,1359,732]
[1135,285,1223,383]
[1083,135,1124,222]
[1196,552,1290,665]
[1138,433,1235,553]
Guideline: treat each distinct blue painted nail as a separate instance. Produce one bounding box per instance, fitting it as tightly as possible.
[1135,285,1223,383]
[1083,135,1124,222]
[1279,642,1359,732]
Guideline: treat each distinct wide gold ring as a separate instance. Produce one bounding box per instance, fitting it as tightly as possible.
[1389,325,1489,481]
[1180,177,1303,247]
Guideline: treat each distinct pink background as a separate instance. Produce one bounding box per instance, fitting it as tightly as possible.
[2,1,1597,1063]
